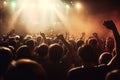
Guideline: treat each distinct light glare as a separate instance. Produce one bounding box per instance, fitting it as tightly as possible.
[11,1,16,9]
[3,1,7,6]
[10,0,67,33]
[75,3,82,9]
[66,4,70,9]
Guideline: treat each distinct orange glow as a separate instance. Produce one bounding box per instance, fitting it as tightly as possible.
[7,0,120,39]
[9,0,67,33]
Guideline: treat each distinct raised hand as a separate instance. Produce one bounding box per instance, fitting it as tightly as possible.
[103,20,120,67]
[57,34,64,40]
[40,32,47,43]
[103,20,116,30]
[40,32,45,38]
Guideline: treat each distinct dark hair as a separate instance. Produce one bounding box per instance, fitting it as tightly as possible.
[88,38,97,46]
[36,43,48,58]
[5,59,47,80]
[77,45,97,63]
[76,39,84,49]
[16,45,31,59]
[25,39,35,48]
[0,47,13,75]
[99,52,112,64]
[105,69,120,80]
[49,43,63,62]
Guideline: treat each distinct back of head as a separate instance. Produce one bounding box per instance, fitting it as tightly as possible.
[68,40,76,49]
[16,45,31,60]
[36,43,48,58]
[49,43,63,62]
[105,69,120,80]
[5,59,46,80]
[105,37,114,52]
[25,39,35,49]
[0,47,13,75]
[8,37,17,47]
[77,45,97,65]
[68,67,99,80]
[76,39,84,50]
[88,38,97,47]
[36,36,42,42]
[99,52,112,64]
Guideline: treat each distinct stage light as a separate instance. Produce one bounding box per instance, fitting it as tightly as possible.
[9,0,67,33]
[30,3,36,9]
[66,4,70,9]
[38,0,52,10]
[75,3,82,9]
[3,1,7,6]
[10,1,16,9]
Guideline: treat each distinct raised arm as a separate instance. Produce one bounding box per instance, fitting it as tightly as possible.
[57,34,73,52]
[103,20,120,66]
[40,32,47,44]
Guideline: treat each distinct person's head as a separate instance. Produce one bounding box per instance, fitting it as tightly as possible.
[25,39,35,49]
[76,39,84,50]
[49,43,63,62]
[88,38,98,47]
[36,43,48,58]
[98,52,112,64]
[8,37,17,47]
[69,40,76,49]
[105,69,120,80]
[92,32,98,37]
[16,45,31,59]
[36,36,42,42]
[105,37,114,52]
[0,47,13,75]
[77,45,97,65]
[5,59,47,80]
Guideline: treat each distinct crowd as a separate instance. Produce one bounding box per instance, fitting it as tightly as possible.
[0,20,120,80]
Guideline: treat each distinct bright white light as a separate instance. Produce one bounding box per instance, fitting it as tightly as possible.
[11,1,16,9]
[11,0,67,33]
[75,3,82,9]
[3,1,7,6]
[30,3,36,9]
[37,0,54,10]
[66,4,70,9]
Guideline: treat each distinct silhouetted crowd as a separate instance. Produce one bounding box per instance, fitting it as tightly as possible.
[0,20,120,80]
